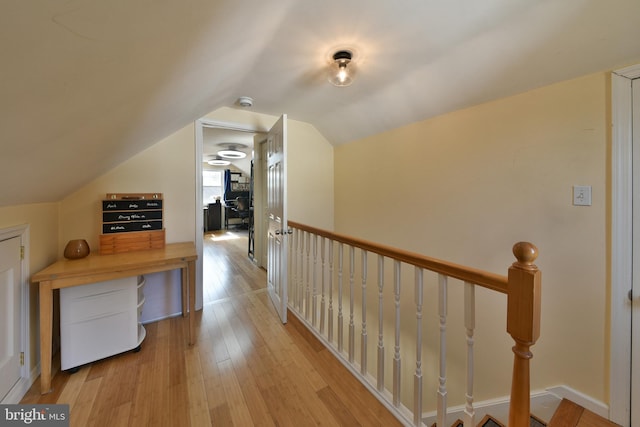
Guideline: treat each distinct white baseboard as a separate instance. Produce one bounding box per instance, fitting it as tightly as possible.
[422,385,609,426]
[422,390,561,426]
[1,364,40,404]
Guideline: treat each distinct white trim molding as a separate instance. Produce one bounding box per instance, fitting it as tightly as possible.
[420,385,607,426]
[0,224,32,404]
[610,63,640,426]
[547,386,609,419]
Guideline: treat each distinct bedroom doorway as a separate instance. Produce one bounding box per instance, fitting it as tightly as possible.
[195,118,268,310]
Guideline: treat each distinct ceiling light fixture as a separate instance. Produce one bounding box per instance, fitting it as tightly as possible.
[217,143,247,159]
[218,149,246,159]
[329,50,355,87]
[207,157,231,166]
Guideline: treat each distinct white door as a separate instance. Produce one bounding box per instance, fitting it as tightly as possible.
[266,115,288,323]
[261,141,269,269]
[0,236,22,401]
[632,77,640,427]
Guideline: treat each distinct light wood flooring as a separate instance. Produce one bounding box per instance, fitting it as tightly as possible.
[21,230,402,427]
[548,399,620,427]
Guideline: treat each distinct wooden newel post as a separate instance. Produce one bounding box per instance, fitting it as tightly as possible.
[507,242,541,427]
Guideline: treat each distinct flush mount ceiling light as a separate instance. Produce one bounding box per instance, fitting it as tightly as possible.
[207,157,230,166]
[217,143,247,159]
[328,50,356,87]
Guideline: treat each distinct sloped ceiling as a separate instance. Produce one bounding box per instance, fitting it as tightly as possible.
[2,0,640,207]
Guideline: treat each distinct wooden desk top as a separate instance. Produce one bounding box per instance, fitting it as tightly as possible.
[32,242,197,286]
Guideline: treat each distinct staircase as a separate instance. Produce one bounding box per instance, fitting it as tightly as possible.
[432,399,620,427]
[432,414,544,427]
[286,222,619,427]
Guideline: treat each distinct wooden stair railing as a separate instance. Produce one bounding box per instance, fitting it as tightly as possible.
[287,221,541,427]
[507,243,541,427]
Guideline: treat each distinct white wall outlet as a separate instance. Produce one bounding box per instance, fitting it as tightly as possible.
[573,185,592,206]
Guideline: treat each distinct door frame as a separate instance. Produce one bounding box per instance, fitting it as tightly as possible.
[610,63,640,425]
[195,118,269,308]
[252,136,269,269]
[0,224,30,404]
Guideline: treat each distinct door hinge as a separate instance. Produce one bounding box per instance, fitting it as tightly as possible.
[629,289,634,301]
[20,352,24,366]
[20,245,24,260]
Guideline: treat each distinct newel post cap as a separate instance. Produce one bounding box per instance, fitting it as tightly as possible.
[512,242,538,271]
[507,241,541,343]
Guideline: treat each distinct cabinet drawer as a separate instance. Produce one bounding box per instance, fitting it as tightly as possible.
[103,210,163,223]
[102,220,163,234]
[61,310,137,370]
[60,277,136,324]
[102,200,163,211]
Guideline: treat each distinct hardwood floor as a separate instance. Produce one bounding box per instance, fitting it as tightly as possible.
[21,230,401,427]
[202,229,264,305]
[548,399,621,427]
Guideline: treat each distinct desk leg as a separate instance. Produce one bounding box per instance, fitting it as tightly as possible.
[181,267,188,318]
[39,281,53,394]
[188,260,196,345]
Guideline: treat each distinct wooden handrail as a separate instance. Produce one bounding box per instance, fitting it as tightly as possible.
[288,221,509,294]
[288,221,540,427]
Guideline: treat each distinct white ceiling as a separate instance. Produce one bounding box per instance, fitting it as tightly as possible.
[2,0,640,206]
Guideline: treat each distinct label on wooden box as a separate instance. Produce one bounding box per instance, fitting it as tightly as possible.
[102,221,163,234]
[102,200,163,211]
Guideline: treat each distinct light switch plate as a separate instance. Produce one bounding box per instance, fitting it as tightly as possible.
[573,185,592,206]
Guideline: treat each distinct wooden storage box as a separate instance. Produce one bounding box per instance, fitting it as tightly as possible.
[99,229,165,255]
[99,193,165,255]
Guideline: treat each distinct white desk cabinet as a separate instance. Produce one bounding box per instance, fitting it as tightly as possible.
[60,276,146,371]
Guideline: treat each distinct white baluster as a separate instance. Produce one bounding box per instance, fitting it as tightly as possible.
[338,243,344,353]
[377,255,385,392]
[291,228,298,311]
[328,240,334,342]
[361,250,368,375]
[320,237,326,335]
[312,234,318,327]
[297,229,304,310]
[305,231,311,320]
[414,268,424,426]
[437,274,448,427]
[349,246,355,363]
[464,282,476,427]
[393,260,402,407]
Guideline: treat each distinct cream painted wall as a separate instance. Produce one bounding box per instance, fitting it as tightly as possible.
[59,124,196,249]
[58,107,334,321]
[59,124,196,321]
[0,203,59,371]
[335,73,609,404]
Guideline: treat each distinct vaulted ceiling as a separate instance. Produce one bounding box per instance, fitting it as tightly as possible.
[2,0,640,207]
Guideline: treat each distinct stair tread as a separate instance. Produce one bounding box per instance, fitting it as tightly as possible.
[548,399,619,427]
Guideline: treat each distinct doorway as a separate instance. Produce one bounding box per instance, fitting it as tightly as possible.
[195,118,268,310]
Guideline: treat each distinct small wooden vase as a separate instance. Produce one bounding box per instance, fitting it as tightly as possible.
[64,239,90,260]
